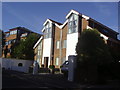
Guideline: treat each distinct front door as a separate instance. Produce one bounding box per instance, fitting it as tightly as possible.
[44,57,49,68]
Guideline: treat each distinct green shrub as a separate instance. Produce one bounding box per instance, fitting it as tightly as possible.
[49,65,55,69]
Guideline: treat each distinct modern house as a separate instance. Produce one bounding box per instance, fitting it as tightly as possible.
[33,36,43,67]
[3,27,40,58]
[34,10,120,68]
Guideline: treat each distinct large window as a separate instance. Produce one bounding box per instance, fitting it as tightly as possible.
[68,14,78,34]
[44,23,52,39]
[56,40,60,49]
[55,57,59,66]
[6,33,9,37]
[10,30,17,35]
[37,42,42,61]
[63,40,67,48]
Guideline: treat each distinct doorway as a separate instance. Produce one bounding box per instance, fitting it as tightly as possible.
[44,57,49,68]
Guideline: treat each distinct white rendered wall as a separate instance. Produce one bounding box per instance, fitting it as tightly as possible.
[66,33,78,60]
[1,58,33,73]
[42,38,52,67]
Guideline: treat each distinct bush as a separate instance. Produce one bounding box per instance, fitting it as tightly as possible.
[49,65,55,69]
[29,66,33,73]
[49,65,55,74]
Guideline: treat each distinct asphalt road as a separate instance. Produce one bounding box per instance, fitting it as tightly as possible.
[2,69,81,89]
[2,69,120,90]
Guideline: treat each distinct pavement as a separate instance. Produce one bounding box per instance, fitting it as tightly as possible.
[2,69,120,89]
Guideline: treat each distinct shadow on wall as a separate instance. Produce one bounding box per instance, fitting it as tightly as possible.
[2,58,33,73]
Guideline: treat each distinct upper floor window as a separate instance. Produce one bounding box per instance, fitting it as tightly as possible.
[5,42,8,45]
[44,23,52,39]
[63,40,67,48]
[6,33,9,37]
[56,40,60,49]
[38,42,42,50]
[68,14,78,34]
[10,30,17,35]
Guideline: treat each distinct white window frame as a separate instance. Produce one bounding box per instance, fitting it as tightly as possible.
[44,23,52,39]
[56,41,60,49]
[55,57,59,66]
[63,40,67,48]
[68,14,78,34]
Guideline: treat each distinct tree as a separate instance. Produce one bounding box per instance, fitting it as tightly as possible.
[2,30,5,51]
[0,30,6,57]
[75,29,112,83]
[13,33,39,60]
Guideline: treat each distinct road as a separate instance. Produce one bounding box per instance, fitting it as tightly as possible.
[2,69,120,89]
[2,69,81,89]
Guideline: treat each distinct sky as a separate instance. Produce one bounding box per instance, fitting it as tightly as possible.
[2,2,118,35]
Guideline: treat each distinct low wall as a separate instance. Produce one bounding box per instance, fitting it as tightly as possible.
[1,58,33,73]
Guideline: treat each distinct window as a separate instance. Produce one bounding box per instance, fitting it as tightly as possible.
[38,51,40,55]
[63,40,67,48]
[18,63,23,67]
[44,23,52,39]
[6,33,9,37]
[38,42,42,50]
[8,40,12,44]
[38,42,42,56]
[68,14,78,34]
[5,42,8,45]
[62,57,66,64]
[12,39,16,43]
[55,57,59,66]
[56,41,60,49]
[10,30,17,35]
[8,49,11,53]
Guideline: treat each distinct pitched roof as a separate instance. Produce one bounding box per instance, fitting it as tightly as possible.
[49,19,62,25]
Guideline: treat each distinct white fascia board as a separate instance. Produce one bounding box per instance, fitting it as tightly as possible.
[41,27,45,32]
[100,33,108,40]
[42,19,53,32]
[33,36,43,49]
[87,26,92,29]
[61,20,68,29]
[43,19,52,26]
[55,20,68,29]
[66,10,79,19]
[82,15,90,20]
[55,23,62,29]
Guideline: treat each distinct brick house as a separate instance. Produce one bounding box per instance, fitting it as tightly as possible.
[3,27,39,58]
[34,10,120,68]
